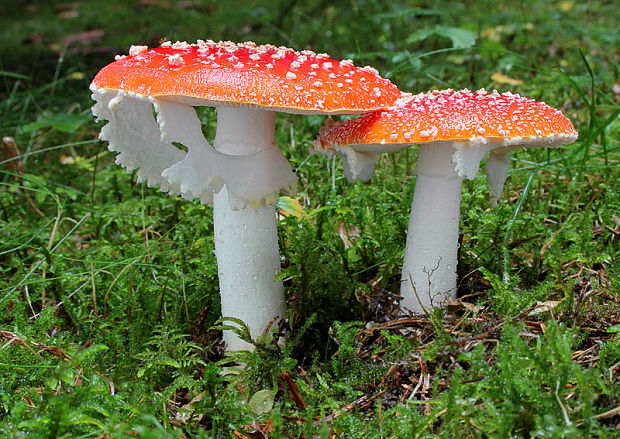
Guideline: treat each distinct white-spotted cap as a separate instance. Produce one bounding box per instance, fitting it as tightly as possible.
[92,40,402,114]
[313,88,578,149]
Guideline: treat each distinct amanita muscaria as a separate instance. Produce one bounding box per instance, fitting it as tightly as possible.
[313,88,578,314]
[90,40,401,350]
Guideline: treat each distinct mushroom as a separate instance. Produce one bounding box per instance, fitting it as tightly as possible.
[312,88,578,314]
[90,40,401,350]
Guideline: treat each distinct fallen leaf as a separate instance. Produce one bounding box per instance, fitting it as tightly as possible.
[491,72,523,86]
[445,299,484,314]
[248,389,275,415]
[528,300,561,316]
[338,221,360,249]
[59,154,75,165]
[481,25,506,41]
[68,72,85,80]
[276,196,306,219]
[58,10,79,19]
[240,419,275,438]
[557,1,574,12]
[461,301,485,313]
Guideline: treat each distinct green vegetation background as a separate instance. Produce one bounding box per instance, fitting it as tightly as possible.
[0,0,618,437]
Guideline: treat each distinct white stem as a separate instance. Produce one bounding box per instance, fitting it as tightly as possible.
[400,143,463,313]
[212,107,285,351]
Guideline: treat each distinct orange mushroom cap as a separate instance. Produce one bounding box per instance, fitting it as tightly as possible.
[314,88,578,149]
[91,40,402,114]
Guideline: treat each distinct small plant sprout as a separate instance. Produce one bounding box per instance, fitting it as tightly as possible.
[312,89,578,314]
[90,40,401,350]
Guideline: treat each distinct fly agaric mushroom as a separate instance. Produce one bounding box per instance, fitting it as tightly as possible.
[90,40,401,350]
[312,88,577,314]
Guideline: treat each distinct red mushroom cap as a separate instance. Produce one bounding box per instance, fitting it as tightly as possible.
[91,40,402,114]
[314,88,578,149]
